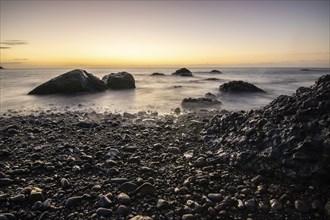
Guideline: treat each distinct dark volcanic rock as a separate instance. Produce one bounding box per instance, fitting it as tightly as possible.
[0,66,4,69]
[172,68,193,77]
[28,69,107,95]
[219,80,265,93]
[102,72,136,89]
[210,70,222,74]
[151,72,165,76]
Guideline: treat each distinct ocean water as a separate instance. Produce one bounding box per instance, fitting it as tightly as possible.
[0,68,328,115]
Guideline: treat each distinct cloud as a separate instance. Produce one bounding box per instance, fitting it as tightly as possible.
[0,47,11,49]
[0,40,28,46]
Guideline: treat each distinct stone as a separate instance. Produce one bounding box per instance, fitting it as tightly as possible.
[207,193,223,203]
[96,207,112,217]
[29,188,43,203]
[98,195,112,208]
[0,213,15,220]
[270,199,282,211]
[325,201,330,218]
[295,200,310,213]
[244,199,256,211]
[182,214,195,220]
[129,215,153,220]
[172,68,193,77]
[157,199,169,209]
[167,147,181,154]
[0,178,13,186]
[28,69,106,95]
[10,194,26,203]
[116,193,130,205]
[118,181,138,193]
[60,178,70,189]
[116,205,129,216]
[65,196,82,207]
[102,72,136,89]
[219,80,265,93]
[135,182,156,196]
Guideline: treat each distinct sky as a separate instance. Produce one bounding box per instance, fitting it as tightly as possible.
[0,0,329,68]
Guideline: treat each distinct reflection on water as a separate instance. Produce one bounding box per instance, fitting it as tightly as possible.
[0,68,328,114]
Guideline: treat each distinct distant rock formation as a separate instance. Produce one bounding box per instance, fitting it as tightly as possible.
[219,81,265,93]
[172,68,193,77]
[102,72,136,89]
[300,68,310,71]
[210,70,222,74]
[205,78,221,81]
[151,72,165,76]
[0,66,4,69]
[28,69,107,95]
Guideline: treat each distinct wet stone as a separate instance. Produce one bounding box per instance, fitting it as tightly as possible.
[60,178,70,189]
[0,178,13,186]
[182,214,195,220]
[270,199,282,211]
[10,194,26,203]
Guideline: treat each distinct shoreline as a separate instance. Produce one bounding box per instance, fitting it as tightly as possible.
[0,75,329,219]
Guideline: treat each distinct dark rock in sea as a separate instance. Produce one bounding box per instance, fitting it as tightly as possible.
[300,68,310,71]
[205,78,221,81]
[182,97,222,107]
[219,80,265,93]
[172,68,193,77]
[0,66,4,69]
[28,69,107,95]
[102,72,136,89]
[210,70,222,74]
[151,72,165,76]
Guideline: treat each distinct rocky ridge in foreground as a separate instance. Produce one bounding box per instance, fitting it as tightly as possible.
[0,75,329,219]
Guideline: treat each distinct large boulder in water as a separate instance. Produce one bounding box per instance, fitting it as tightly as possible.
[172,68,193,77]
[28,69,107,95]
[219,80,265,93]
[102,72,135,89]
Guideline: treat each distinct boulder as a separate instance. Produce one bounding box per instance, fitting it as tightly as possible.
[219,81,265,93]
[151,72,165,76]
[102,72,136,89]
[0,66,4,69]
[172,68,193,77]
[210,70,222,74]
[28,69,107,95]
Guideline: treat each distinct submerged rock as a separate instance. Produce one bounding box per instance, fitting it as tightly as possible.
[151,72,165,76]
[219,80,265,93]
[102,72,136,89]
[172,68,193,77]
[28,69,107,95]
[210,70,222,74]
[182,97,222,107]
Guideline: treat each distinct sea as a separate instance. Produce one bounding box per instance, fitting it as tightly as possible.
[0,68,329,115]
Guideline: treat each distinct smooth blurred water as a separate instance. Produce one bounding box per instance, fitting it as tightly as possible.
[0,68,328,115]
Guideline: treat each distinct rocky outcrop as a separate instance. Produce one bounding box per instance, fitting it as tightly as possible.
[205,74,330,182]
[102,72,136,89]
[219,81,265,93]
[28,69,107,95]
[210,70,222,74]
[0,66,4,69]
[151,72,165,76]
[172,68,193,77]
